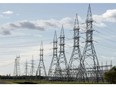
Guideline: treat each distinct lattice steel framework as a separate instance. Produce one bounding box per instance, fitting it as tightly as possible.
[48,31,61,80]
[13,56,20,76]
[30,56,35,76]
[68,14,84,81]
[25,59,28,76]
[57,25,68,80]
[82,4,103,83]
[36,42,47,76]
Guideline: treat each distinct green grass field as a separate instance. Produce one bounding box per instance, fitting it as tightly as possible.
[0,79,109,84]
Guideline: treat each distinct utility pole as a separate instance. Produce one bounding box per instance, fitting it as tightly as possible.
[82,4,103,83]
[36,41,47,77]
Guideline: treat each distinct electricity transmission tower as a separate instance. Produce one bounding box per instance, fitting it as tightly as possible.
[57,25,68,80]
[82,4,103,83]
[30,56,35,76]
[68,14,83,81]
[14,56,20,76]
[36,42,47,77]
[48,31,61,80]
[25,59,28,76]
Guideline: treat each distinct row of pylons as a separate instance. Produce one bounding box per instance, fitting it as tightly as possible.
[48,4,104,83]
[13,4,112,83]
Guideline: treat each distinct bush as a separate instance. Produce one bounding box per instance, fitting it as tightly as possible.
[104,66,116,84]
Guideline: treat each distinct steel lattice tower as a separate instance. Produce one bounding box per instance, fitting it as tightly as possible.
[14,56,20,76]
[36,42,47,76]
[68,14,83,81]
[14,58,17,76]
[30,56,35,76]
[57,25,68,80]
[48,31,61,80]
[82,4,103,83]
[25,60,28,76]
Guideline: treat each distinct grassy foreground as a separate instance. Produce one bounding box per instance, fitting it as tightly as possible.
[0,79,109,84]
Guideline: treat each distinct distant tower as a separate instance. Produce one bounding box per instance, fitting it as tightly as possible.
[30,56,35,76]
[48,31,60,79]
[68,14,83,81]
[36,42,47,76]
[14,56,20,76]
[25,59,28,76]
[57,25,68,80]
[82,4,103,83]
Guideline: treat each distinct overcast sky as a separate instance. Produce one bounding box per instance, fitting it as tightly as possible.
[0,3,116,75]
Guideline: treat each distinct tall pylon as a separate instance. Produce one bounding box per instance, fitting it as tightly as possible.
[68,14,83,81]
[48,31,61,80]
[30,56,35,76]
[36,41,47,76]
[13,56,20,76]
[57,25,68,80]
[25,59,28,76]
[82,4,103,83]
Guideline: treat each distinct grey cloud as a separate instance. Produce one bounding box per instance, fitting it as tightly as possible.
[0,17,74,35]
[18,21,45,31]
[9,23,19,28]
[2,30,11,35]
[44,21,58,28]
[0,20,45,35]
